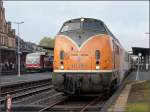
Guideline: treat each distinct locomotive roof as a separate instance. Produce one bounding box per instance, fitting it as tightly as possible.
[60,18,122,48]
[64,18,104,24]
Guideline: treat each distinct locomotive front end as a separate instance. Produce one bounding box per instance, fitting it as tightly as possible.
[53,18,117,94]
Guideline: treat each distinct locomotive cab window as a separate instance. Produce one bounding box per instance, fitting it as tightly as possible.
[83,22,106,32]
[61,22,80,32]
[60,19,106,33]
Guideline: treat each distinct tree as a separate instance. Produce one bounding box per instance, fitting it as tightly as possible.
[39,37,55,48]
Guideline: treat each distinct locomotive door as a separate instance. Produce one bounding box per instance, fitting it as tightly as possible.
[40,55,44,69]
[67,51,92,70]
[112,40,116,69]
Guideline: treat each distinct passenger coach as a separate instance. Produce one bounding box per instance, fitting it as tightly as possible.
[52,18,131,94]
[26,52,53,71]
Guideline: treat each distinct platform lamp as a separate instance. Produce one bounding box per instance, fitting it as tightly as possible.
[145,32,150,71]
[0,32,1,100]
[13,21,24,77]
[136,53,142,80]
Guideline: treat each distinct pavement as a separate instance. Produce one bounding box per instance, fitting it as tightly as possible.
[128,71,150,81]
[0,72,52,86]
[113,84,132,112]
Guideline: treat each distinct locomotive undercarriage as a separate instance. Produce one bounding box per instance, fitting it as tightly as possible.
[52,72,119,95]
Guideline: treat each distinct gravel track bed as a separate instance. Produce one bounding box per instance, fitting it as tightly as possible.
[13,89,57,105]
[34,92,66,105]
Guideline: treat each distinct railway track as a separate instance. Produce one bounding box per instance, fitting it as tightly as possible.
[0,77,112,112]
[0,87,109,112]
[38,93,108,112]
[0,79,52,103]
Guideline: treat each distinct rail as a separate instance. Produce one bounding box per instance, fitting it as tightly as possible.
[38,97,68,112]
[0,79,52,103]
[79,95,105,112]
[37,93,108,112]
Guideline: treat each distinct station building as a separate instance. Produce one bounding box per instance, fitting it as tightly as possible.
[0,1,16,74]
[0,1,44,74]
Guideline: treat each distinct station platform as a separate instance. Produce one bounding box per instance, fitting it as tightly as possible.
[104,71,150,112]
[128,71,150,81]
[0,72,52,86]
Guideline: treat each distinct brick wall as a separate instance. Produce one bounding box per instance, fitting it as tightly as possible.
[0,0,16,48]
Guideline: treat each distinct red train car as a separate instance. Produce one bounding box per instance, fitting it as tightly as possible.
[25,52,53,71]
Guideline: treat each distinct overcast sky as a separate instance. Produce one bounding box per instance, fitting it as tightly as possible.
[4,1,149,51]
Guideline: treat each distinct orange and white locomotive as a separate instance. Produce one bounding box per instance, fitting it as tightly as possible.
[52,18,131,94]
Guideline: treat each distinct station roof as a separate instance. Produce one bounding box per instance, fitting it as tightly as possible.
[132,47,149,56]
[0,45,16,51]
[38,45,54,51]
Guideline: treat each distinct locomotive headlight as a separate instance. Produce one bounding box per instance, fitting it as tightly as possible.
[60,65,64,70]
[96,65,100,70]
[81,18,84,22]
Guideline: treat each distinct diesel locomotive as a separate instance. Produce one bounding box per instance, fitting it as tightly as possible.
[52,18,131,94]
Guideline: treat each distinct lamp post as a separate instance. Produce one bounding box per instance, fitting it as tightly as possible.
[0,35,2,74]
[0,33,1,101]
[145,32,150,71]
[136,53,142,80]
[13,21,24,77]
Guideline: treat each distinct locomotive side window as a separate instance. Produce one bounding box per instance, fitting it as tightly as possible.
[60,51,65,60]
[116,45,119,54]
[95,50,100,60]
[124,52,129,62]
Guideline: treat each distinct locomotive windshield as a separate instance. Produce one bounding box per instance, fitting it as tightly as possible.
[84,22,105,31]
[61,22,80,32]
[60,20,105,32]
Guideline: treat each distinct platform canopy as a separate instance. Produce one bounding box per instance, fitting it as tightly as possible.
[38,45,54,51]
[132,47,149,56]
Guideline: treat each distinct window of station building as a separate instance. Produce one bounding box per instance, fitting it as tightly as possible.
[0,37,1,42]
[2,36,4,45]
